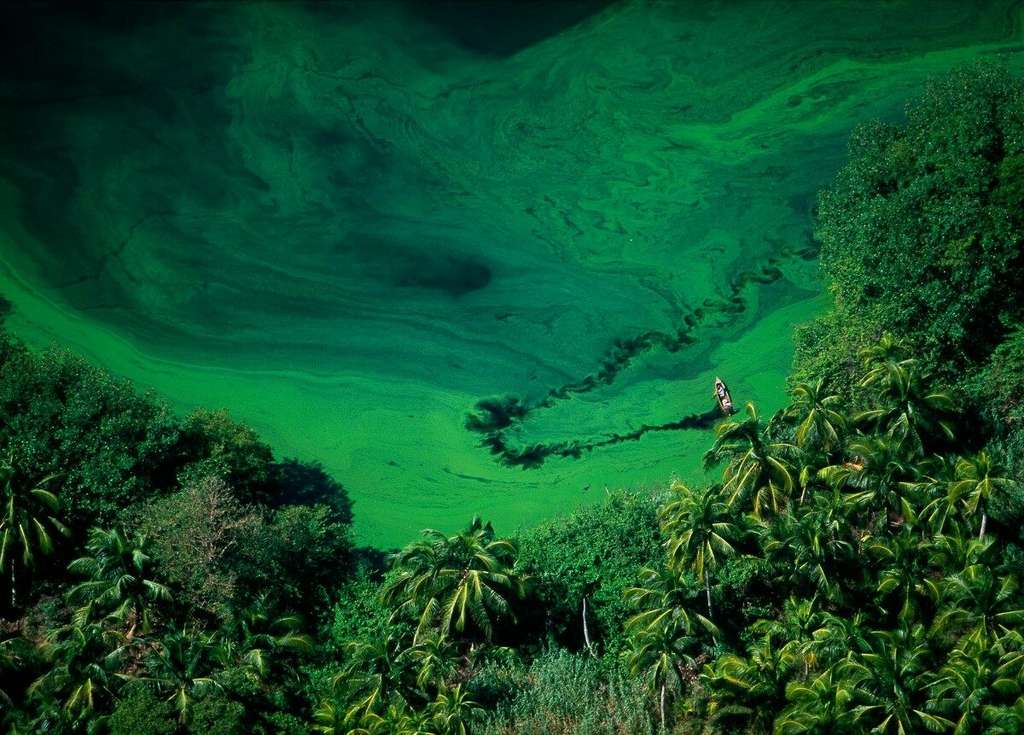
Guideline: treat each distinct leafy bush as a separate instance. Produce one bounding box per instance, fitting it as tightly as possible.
[516,490,663,653]
[108,683,178,735]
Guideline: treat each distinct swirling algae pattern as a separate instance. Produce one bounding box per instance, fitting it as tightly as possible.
[0,1,1021,544]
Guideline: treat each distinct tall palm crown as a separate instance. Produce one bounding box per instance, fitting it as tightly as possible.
[660,482,738,619]
[856,337,955,455]
[819,434,920,528]
[331,635,407,724]
[704,634,789,734]
[751,597,828,676]
[867,529,932,620]
[384,516,525,642]
[0,458,68,607]
[933,565,1024,651]
[928,644,1017,734]
[624,564,695,635]
[400,630,458,691]
[953,450,1016,540]
[775,667,846,734]
[143,628,220,723]
[29,623,128,731]
[67,527,171,635]
[785,378,847,454]
[916,455,966,536]
[703,402,796,518]
[212,598,313,683]
[761,510,851,604]
[838,624,954,734]
[625,609,697,730]
[429,684,482,735]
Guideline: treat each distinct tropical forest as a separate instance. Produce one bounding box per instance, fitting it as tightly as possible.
[3,3,1024,734]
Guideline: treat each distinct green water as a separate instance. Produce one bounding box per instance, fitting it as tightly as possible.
[0,2,1020,546]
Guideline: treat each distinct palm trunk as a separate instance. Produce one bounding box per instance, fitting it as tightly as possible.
[582,596,594,656]
[704,568,713,619]
[659,682,666,731]
[705,568,719,647]
[979,511,988,541]
[9,559,14,609]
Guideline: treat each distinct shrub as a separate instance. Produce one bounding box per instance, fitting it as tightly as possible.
[516,490,663,653]
[108,683,178,735]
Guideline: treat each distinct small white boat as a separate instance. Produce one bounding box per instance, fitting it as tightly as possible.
[714,377,734,415]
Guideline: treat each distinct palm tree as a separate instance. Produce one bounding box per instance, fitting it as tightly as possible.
[751,597,827,678]
[916,455,967,536]
[625,608,697,731]
[384,517,525,642]
[838,624,954,734]
[67,527,171,635]
[143,628,221,724]
[0,458,68,608]
[704,403,796,518]
[28,623,129,732]
[858,335,916,391]
[785,379,847,455]
[775,666,850,735]
[932,565,1024,651]
[856,337,955,455]
[761,509,851,604]
[802,611,873,674]
[429,684,482,735]
[212,598,313,684]
[819,435,920,530]
[624,564,699,633]
[928,645,1018,734]
[623,560,720,722]
[794,445,833,508]
[399,631,458,692]
[866,530,932,621]
[927,532,996,578]
[703,634,788,734]
[786,379,847,507]
[311,697,348,735]
[376,702,436,735]
[660,482,738,619]
[332,635,408,724]
[953,451,1016,540]
[991,627,1024,681]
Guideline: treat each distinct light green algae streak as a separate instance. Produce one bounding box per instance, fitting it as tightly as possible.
[0,1,1021,545]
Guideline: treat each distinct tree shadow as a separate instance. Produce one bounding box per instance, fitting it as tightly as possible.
[405,0,618,58]
[271,458,353,526]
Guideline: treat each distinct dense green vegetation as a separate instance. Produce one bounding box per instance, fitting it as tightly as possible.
[4,63,1024,734]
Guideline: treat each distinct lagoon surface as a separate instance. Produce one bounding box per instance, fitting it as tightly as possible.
[0,1,1021,545]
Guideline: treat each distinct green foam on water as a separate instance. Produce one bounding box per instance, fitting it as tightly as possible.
[0,1,1020,546]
